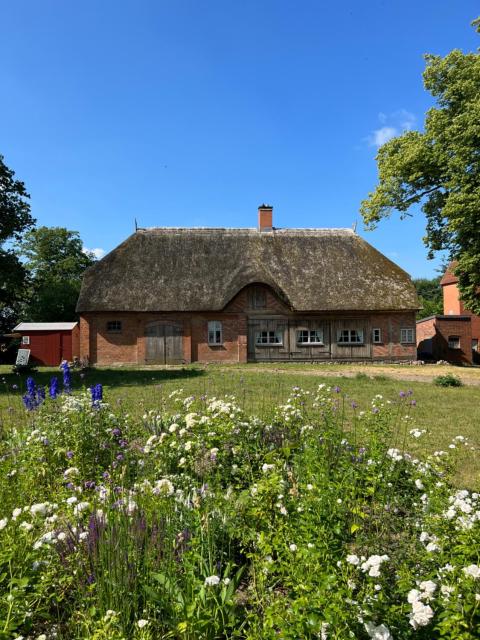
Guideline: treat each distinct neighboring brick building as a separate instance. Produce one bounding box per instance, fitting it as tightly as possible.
[416,263,480,365]
[76,205,420,365]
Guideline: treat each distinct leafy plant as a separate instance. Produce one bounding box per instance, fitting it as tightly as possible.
[434,373,463,387]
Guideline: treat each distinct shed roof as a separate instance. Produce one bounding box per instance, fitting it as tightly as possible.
[76,227,419,313]
[14,322,78,331]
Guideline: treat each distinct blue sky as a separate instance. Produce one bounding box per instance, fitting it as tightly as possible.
[1,1,478,277]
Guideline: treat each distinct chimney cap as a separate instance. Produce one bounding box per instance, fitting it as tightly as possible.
[258,203,273,209]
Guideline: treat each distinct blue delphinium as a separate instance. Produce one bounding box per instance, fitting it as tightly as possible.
[90,383,103,408]
[49,377,59,399]
[60,361,71,393]
[22,377,45,411]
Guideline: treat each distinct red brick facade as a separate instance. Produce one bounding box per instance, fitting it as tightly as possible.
[416,268,480,365]
[80,286,417,365]
[417,316,473,364]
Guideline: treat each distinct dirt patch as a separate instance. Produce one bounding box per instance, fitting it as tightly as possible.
[214,364,480,386]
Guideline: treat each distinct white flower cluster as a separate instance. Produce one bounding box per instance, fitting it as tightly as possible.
[361,554,389,577]
[364,622,392,639]
[409,428,426,439]
[443,489,480,529]
[346,553,389,578]
[463,564,480,579]
[407,580,436,629]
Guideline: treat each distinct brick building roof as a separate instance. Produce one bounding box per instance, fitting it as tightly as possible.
[76,227,419,313]
[440,261,459,286]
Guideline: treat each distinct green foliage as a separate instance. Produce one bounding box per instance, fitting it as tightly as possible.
[361,19,480,314]
[18,226,96,322]
[434,373,463,387]
[414,277,443,319]
[0,155,35,333]
[0,383,478,638]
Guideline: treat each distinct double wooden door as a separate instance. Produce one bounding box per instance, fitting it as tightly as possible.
[145,322,183,364]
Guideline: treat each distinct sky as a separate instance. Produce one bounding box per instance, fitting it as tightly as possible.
[1,1,478,277]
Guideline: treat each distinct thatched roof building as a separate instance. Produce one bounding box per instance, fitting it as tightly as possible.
[77,227,418,313]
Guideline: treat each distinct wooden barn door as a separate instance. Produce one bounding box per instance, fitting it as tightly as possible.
[145,322,183,364]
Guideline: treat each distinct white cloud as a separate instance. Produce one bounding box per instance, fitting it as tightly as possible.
[371,126,398,146]
[367,109,416,147]
[394,109,416,131]
[83,247,106,260]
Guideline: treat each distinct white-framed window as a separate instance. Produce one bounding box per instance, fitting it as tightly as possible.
[372,328,382,344]
[107,320,122,333]
[337,329,364,344]
[448,335,461,350]
[255,330,283,346]
[21,335,30,345]
[296,329,324,345]
[400,328,415,344]
[208,321,222,345]
[472,339,479,352]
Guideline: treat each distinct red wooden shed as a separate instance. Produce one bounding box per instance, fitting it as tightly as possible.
[13,322,80,366]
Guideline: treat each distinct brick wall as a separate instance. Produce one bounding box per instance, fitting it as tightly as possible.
[435,317,472,364]
[416,316,472,364]
[80,309,418,365]
[192,314,247,363]
[80,312,247,365]
[416,317,436,359]
[371,312,417,360]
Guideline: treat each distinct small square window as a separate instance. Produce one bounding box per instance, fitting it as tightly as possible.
[400,328,414,344]
[448,335,460,350]
[208,321,222,345]
[372,328,382,344]
[21,335,30,345]
[107,321,122,333]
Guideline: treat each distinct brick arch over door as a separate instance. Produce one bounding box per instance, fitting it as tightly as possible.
[144,321,183,364]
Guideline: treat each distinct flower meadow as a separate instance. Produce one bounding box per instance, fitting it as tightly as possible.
[0,374,479,639]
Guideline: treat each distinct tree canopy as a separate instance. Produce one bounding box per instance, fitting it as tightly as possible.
[361,19,480,314]
[0,155,35,333]
[18,227,96,322]
[413,276,443,319]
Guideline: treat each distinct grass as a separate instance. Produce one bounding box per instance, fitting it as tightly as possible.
[1,362,479,488]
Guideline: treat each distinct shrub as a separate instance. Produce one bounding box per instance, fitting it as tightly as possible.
[434,373,463,387]
[0,382,477,638]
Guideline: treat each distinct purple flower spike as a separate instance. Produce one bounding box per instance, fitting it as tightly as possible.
[60,361,72,393]
[49,377,59,399]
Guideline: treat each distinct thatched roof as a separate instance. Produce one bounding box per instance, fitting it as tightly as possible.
[77,228,419,313]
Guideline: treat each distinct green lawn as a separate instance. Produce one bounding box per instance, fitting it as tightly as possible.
[1,363,479,487]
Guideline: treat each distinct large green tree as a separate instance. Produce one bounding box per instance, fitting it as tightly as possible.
[18,226,96,322]
[361,19,480,313]
[0,155,35,332]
